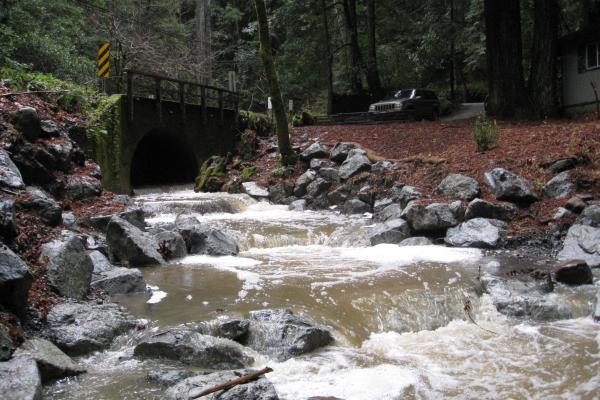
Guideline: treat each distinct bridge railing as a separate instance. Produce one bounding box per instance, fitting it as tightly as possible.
[125,70,239,126]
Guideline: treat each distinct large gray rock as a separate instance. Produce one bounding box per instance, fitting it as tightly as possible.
[107,216,165,266]
[343,199,371,214]
[242,182,269,199]
[244,309,333,361]
[0,356,42,400]
[39,119,61,138]
[326,185,350,205]
[401,201,464,233]
[288,199,307,212]
[91,267,146,295]
[190,318,250,342]
[166,369,279,400]
[134,328,253,369]
[464,198,518,221]
[371,160,396,172]
[484,168,538,204]
[64,175,101,201]
[46,302,137,356]
[14,338,85,383]
[148,369,194,388]
[330,142,356,164]
[85,208,146,232]
[154,231,187,260]
[375,203,403,222]
[399,237,434,246]
[88,250,114,274]
[306,178,331,199]
[185,226,239,256]
[294,170,317,197]
[393,185,422,208]
[553,260,593,286]
[17,187,62,226]
[318,167,340,183]
[0,200,17,242]
[436,174,481,200]
[445,218,506,249]
[300,142,329,161]
[42,234,93,300]
[0,244,32,316]
[0,149,25,189]
[11,106,41,142]
[543,171,575,199]
[0,324,15,361]
[368,219,411,245]
[557,224,600,267]
[576,204,600,227]
[268,183,294,204]
[481,274,572,321]
[339,149,371,180]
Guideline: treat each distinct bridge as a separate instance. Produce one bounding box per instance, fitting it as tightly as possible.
[96,70,240,194]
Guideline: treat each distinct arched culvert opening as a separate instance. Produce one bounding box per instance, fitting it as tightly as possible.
[130,130,198,188]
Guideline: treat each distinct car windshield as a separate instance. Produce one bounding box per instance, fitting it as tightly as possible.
[382,90,413,101]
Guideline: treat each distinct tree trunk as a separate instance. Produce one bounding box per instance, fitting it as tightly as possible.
[320,0,334,115]
[253,0,295,165]
[484,0,530,118]
[341,0,363,94]
[529,0,559,118]
[195,0,212,82]
[449,0,456,101]
[365,0,383,98]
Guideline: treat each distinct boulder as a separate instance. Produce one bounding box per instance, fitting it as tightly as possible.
[46,302,137,356]
[393,185,422,208]
[88,250,114,274]
[147,370,194,388]
[154,231,188,260]
[576,204,600,227]
[318,167,340,183]
[375,203,403,222]
[357,185,376,205]
[368,219,411,245]
[242,182,269,199]
[191,318,250,342]
[401,201,464,233]
[166,369,279,400]
[330,142,356,164]
[39,120,60,138]
[343,199,372,215]
[186,226,239,256]
[445,218,506,249]
[294,170,317,197]
[14,338,85,383]
[300,142,329,161]
[288,199,307,212]
[553,260,593,286]
[557,224,600,267]
[64,175,101,201]
[0,324,15,361]
[46,141,74,172]
[134,328,253,369]
[268,183,294,204]
[326,185,350,205]
[464,199,518,221]
[0,244,32,316]
[483,168,538,204]
[244,309,333,361]
[339,149,371,180]
[306,178,331,199]
[11,107,41,142]
[62,212,76,227]
[436,174,481,200]
[373,198,394,214]
[91,267,146,295]
[543,171,575,199]
[310,159,335,171]
[0,200,17,242]
[399,237,434,246]
[545,157,583,174]
[0,150,25,189]
[17,187,62,226]
[86,208,146,233]
[371,160,395,172]
[565,196,588,213]
[308,193,330,210]
[41,234,93,300]
[0,356,42,400]
[9,142,57,188]
[107,216,165,266]
[553,207,575,220]
[481,274,572,321]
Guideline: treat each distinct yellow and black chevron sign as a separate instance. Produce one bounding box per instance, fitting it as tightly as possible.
[97,43,110,78]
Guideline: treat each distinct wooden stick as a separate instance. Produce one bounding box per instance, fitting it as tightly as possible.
[190,367,274,399]
[0,90,70,97]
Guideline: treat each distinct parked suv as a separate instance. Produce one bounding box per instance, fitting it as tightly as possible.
[368,89,440,120]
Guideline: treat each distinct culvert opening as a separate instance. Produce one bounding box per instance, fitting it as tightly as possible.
[130,131,198,188]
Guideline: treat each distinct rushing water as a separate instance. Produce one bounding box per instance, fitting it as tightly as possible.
[45,187,600,400]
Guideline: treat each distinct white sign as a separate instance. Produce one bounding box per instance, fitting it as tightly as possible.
[227,71,237,92]
[289,99,294,112]
[267,97,272,110]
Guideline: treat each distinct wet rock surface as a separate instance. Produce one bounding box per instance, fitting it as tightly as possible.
[91,266,146,295]
[134,328,253,369]
[0,199,18,243]
[464,198,518,221]
[0,149,25,189]
[190,318,250,342]
[154,230,188,259]
[107,216,165,266]
[17,187,62,226]
[445,218,506,249]
[0,356,42,400]
[0,244,33,316]
[14,338,85,383]
[557,224,600,267]
[484,168,538,204]
[436,174,481,200]
[0,324,15,361]
[45,302,137,356]
[64,175,101,201]
[368,219,411,245]
[553,260,593,286]
[401,201,464,233]
[242,182,269,199]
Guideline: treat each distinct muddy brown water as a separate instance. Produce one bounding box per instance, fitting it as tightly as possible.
[45,188,600,400]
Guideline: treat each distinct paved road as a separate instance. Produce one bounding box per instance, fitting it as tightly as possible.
[441,102,484,121]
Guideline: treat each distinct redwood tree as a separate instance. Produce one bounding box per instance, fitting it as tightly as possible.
[253,0,295,165]
[365,0,383,98]
[529,0,559,118]
[484,0,531,118]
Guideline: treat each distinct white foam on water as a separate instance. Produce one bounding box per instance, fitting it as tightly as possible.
[146,285,167,304]
[342,244,482,266]
[177,255,263,292]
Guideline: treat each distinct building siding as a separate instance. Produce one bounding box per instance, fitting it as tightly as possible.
[562,48,600,114]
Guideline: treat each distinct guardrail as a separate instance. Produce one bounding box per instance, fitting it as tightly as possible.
[125,70,239,125]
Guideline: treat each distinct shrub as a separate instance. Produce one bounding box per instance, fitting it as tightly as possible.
[472,113,498,152]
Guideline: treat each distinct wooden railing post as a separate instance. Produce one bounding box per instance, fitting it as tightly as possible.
[201,86,207,125]
[155,77,162,122]
[179,82,186,124]
[218,90,224,126]
[127,71,134,122]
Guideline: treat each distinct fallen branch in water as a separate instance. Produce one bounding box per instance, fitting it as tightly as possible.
[463,294,498,335]
[191,367,274,399]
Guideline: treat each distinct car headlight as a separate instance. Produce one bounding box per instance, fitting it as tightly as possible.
[369,105,375,111]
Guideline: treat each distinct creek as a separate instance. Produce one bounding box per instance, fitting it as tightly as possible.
[45,187,600,399]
